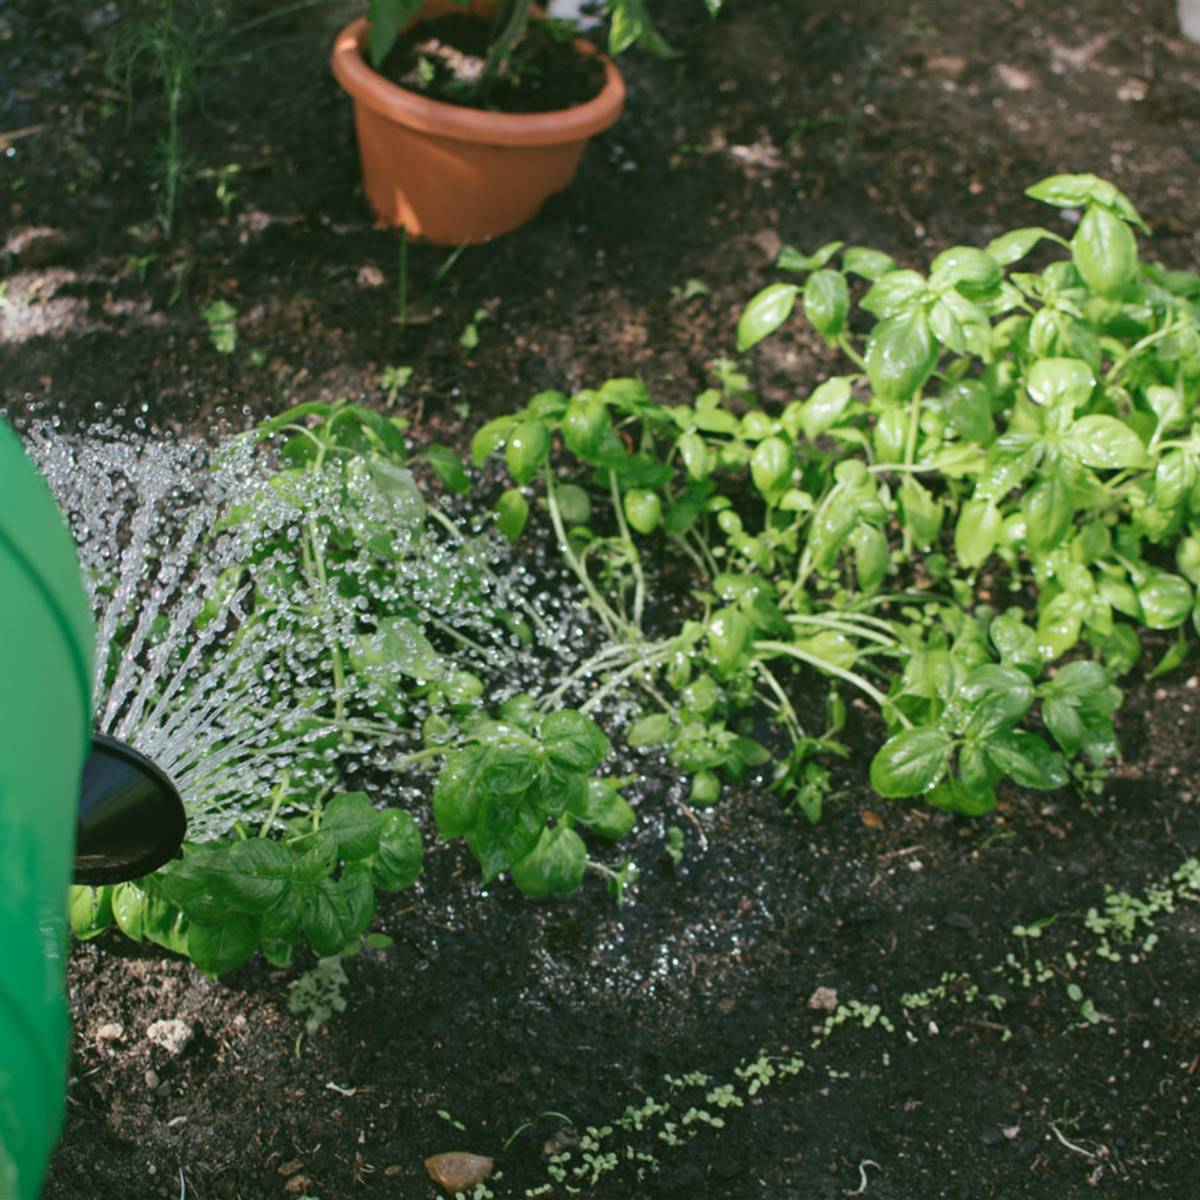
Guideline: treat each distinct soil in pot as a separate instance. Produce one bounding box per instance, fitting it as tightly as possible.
[377,14,606,112]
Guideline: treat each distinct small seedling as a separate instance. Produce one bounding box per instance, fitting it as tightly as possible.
[201,299,237,354]
[380,364,413,408]
[664,825,684,869]
[288,956,349,1052]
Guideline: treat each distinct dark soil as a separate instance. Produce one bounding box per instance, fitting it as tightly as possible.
[4,0,1200,1196]
[381,14,606,112]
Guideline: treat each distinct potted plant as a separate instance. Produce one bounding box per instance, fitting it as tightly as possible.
[331,0,714,244]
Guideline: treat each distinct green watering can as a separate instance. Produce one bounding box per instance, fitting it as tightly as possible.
[0,420,186,1198]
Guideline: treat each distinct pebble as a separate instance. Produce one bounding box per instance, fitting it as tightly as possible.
[144,1068,161,1089]
[146,1019,194,1057]
[94,1022,125,1042]
[808,986,839,1013]
[425,1152,494,1193]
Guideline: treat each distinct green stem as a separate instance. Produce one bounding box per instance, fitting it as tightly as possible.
[836,334,867,371]
[752,661,804,743]
[544,468,629,639]
[577,645,678,717]
[1105,320,1179,387]
[258,770,290,837]
[425,504,556,643]
[786,612,898,647]
[752,639,909,726]
[609,469,646,629]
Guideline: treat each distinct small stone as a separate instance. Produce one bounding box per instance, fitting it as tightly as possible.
[995,63,1035,91]
[926,54,965,77]
[95,1022,125,1042]
[425,1152,494,1194]
[144,1068,161,1089]
[3,225,68,267]
[751,229,782,262]
[808,986,839,1013]
[146,1018,194,1056]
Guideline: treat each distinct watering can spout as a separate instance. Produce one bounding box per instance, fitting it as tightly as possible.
[74,734,187,886]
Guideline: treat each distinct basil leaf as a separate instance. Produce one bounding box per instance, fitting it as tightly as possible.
[206,838,294,912]
[495,488,529,542]
[983,730,1068,790]
[869,727,954,798]
[370,809,423,891]
[188,914,260,975]
[803,269,849,339]
[777,240,844,273]
[1069,415,1147,469]
[737,283,800,351]
[510,826,588,897]
[541,709,610,773]
[323,792,383,862]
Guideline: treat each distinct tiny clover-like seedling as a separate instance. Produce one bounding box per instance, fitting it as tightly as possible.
[432,703,632,896]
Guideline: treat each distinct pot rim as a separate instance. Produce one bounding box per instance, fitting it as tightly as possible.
[332,16,625,148]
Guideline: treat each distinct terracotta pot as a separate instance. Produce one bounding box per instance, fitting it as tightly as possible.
[331,2,625,244]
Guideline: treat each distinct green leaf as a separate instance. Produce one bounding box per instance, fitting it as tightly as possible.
[777,240,844,272]
[471,415,514,467]
[338,865,376,943]
[541,709,610,772]
[206,838,293,913]
[899,477,943,549]
[112,881,147,942]
[69,885,114,940]
[955,664,1034,737]
[496,488,529,542]
[1072,205,1138,298]
[302,878,353,957]
[628,712,675,747]
[1037,590,1086,660]
[323,792,383,862]
[985,227,1061,266]
[861,269,927,318]
[424,443,469,494]
[929,246,1002,297]
[187,914,259,975]
[466,792,544,882]
[737,283,799,350]
[1137,572,1193,629]
[1027,174,1147,231]
[506,421,551,486]
[1069,415,1147,469]
[842,246,897,280]
[293,829,339,883]
[803,269,849,339]
[555,483,592,525]
[352,616,447,681]
[580,779,636,838]
[983,730,1068,790]
[1025,357,1095,409]
[370,809,423,891]
[866,310,938,401]
[800,376,854,440]
[926,777,998,816]
[1022,474,1074,554]
[954,498,1002,569]
[677,431,711,480]
[510,826,588,897]
[869,727,955,798]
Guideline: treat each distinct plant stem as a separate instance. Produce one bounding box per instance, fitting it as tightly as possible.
[397,228,408,325]
[752,639,909,725]
[258,770,291,836]
[609,469,646,629]
[544,467,630,639]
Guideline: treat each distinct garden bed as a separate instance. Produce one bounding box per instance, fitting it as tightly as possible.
[4,0,1200,1196]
